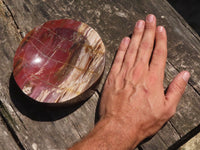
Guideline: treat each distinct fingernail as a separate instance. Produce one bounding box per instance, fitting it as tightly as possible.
[146,14,154,23]
[157,26,164,32]
[182,72,190,82]
[122,37,130,45]
[136,20,144,28]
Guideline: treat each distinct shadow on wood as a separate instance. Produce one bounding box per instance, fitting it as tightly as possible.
[167,123,200,150]
[9,73,85,121]
[94,95,101,124]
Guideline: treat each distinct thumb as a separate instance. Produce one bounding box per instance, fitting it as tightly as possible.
[165,71,190,106]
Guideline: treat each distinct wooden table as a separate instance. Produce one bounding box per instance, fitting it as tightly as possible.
[0,0,200,149]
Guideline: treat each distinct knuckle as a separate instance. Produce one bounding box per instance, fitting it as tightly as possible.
[149,74,158,83]
[152,111,162,121]
[131,65,143,80]
[118,46,127,52]
[164,102,177,118]
[123,60,130,68]
[150,58,158,67]
[138,57,146,64]
[106,73,115,86]
[149,73,157,79]
[171,82,184,96]
[114,52,124,64]
[114,56,121,64]
[145,22,155,30]
[157,30,166,39]
[153,48,166,57]
[134,26,144,34]
[134,29,143,35]
[168,107,177,118]
[140,41,153,50]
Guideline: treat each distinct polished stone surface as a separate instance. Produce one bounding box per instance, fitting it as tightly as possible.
[13,19,105,103]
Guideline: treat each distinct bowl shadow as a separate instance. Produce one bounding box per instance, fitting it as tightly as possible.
[9,73,86,121]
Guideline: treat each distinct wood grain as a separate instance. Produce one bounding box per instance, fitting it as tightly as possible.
[0,114,20,150]
[0,0,199,149]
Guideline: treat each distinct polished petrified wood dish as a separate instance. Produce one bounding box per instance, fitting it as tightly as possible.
[13,19,105,104]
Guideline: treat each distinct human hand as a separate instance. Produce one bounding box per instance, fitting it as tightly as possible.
[99,14,190,146]
[69,14,190,150]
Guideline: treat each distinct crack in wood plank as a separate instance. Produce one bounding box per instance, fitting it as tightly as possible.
[168,123,200,150]
[163,0,200,46]
[2,0,23,38]
[0,0,199,149]
[167,60,200,96]
[0,101,25,150]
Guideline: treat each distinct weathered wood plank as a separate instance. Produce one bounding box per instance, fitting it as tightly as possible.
[163,61,200,146]
[0,115,20,150]
[68,92,99,138]
[0,2,22,149]
[0,0,199,149]
[157,122,180,147]
[141,59,200,149]
[6,75,100,149]
[141,134,168,150]
[152,0,200,94]
[166,62,200,137]
[0,0,98,149]
[6,0,200,93]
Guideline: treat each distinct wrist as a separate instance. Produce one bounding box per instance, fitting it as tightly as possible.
[96,116,142,149]
[70,116,143,150]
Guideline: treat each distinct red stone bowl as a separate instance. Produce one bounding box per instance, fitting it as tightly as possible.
[13,19,105,104]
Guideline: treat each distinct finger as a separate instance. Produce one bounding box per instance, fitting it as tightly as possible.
[165,71,190,107]
[121,20,145,71]
[149,26,167,80]
[109,37,130,75]
[135,14,156,66]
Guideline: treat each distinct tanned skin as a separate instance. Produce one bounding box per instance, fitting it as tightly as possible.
[69,14,190,150]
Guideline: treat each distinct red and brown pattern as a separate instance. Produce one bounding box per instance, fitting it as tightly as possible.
[13,19,105,103]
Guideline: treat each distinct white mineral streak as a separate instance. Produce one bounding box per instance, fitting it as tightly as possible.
[36,89,51,102]
[104,4,112,13]
[3,131,8,136]
[22,85,32,95]
[115,11,128,18]
[32,143,38,150]
[58,23,105,102]
[161,16,165,19]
